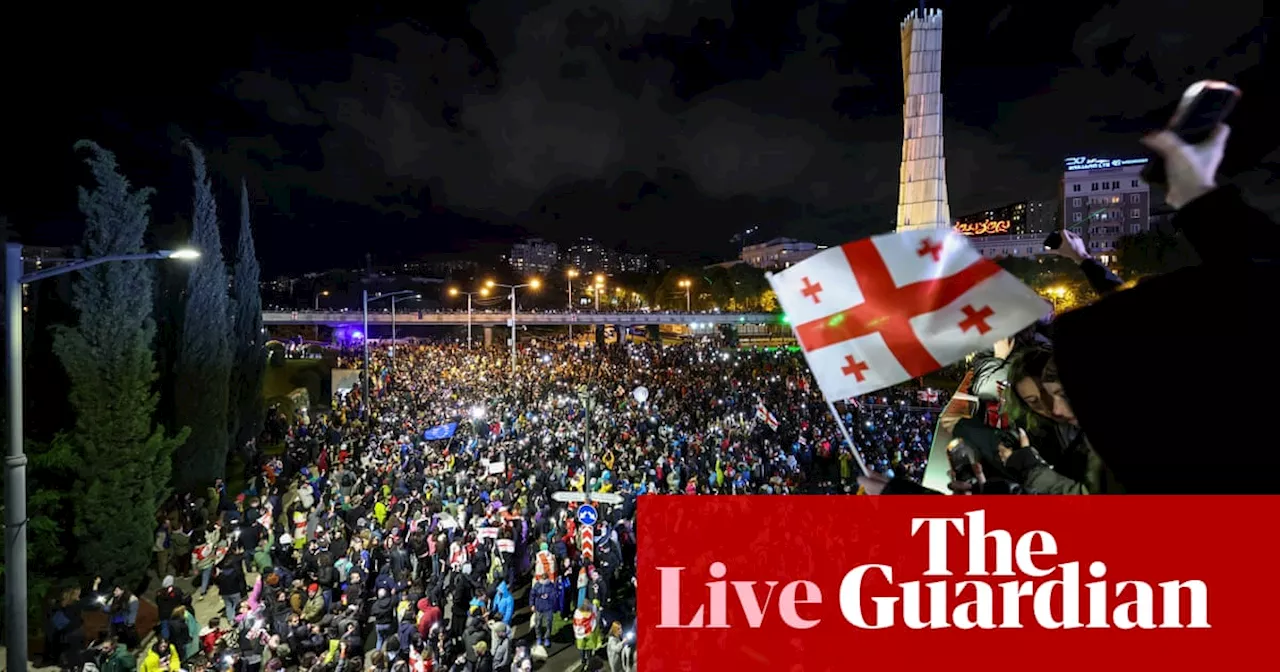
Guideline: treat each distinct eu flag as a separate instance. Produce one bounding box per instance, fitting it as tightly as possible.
[422,422,458,440]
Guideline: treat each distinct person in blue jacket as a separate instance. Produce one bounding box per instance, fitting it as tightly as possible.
[493,581,515,624]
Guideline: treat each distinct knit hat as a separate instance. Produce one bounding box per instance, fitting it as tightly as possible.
[162,575,174,589]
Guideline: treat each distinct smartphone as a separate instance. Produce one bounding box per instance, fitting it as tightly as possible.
[1043,230,1062,251]
[1141,80,1241,186]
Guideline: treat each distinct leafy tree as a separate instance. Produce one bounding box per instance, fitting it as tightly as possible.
[172,141,232,489]
[1114,230,1199,279]
[0,438,79,623]
[229,180,267,453]
[760,289,779,313]
[52,140,188,585]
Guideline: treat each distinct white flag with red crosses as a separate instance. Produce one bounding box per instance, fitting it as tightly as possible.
[767,229,1050,401]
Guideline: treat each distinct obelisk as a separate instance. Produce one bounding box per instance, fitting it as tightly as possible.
[895,7,952,232]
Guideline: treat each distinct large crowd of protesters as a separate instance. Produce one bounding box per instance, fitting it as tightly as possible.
[38,120,1278,672]
[50,337,943,672]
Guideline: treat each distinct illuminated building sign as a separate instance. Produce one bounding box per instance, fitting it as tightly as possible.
[954,219,1011,236]
[1064,156,1149,171]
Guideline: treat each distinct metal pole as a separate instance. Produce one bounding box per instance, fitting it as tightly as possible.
[510,288,517,376]
[686,286,691,312]
[4,242,28,672]
[567,276,573,341]
[362,289,370,409]
[466,294,472,350]
[390,296,398,363]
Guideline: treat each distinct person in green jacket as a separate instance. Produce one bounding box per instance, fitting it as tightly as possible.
[98,637,134,672]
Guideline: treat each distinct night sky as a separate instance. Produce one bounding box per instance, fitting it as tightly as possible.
[2,1,1273,275]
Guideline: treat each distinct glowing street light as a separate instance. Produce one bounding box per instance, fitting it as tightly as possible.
[448,286,490,349]
[314,290,330,311]
[678,278,692,312]
[566,269,579,340]
[487,279,541,375]
[4,242,199,670]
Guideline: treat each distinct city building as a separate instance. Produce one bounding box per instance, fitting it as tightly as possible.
[1061,156,1151,263]
[895,8,952,232]
[402,257,479,277]
[954,201,1031,236]
[566,237,610,273]
[1148,204,1177,234]
[508,238,558,274]
[968,233,1050,260]
[740,237,826,270]
[1025,199,1057,233]
[615,252,652,273]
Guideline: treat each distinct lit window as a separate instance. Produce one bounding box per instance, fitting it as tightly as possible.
[1072,197,1081,207]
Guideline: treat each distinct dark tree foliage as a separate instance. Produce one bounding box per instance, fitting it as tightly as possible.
[52,141,188,585]
[1114,230,1200,279]
[173,141,232,490]
[229,179,266,452]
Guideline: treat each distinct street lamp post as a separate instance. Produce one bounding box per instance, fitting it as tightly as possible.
[313,290,329,311]
[448,287,489,349]
[486,278,541,376]
[389,292,421,360]
[566,269,578,341]
[593,274,604,311]
[360,289,416,403]
[4,243,199,672]
[678,279,692,312]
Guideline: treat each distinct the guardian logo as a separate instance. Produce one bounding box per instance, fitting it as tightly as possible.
[656,510,1209,631]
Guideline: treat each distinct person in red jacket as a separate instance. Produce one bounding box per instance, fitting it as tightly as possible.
[415,598,441,640]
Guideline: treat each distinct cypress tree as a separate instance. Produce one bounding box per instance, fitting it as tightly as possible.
[172,141,232,490]
[229,179,266,452]
[53,141,188,585]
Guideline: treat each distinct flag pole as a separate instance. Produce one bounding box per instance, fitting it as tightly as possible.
[765,270,871,478]
[826,399,871,478]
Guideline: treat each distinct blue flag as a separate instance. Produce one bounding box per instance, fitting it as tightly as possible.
[423,422,458,440]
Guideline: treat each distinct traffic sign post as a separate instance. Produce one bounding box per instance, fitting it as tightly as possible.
[576,504,598,526]
[581,523,594,563]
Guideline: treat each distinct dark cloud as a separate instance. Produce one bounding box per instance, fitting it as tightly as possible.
[222,0,1271,245]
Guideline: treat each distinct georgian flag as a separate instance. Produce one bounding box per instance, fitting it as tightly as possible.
[768,229,1049,401]
[755,401,779,432]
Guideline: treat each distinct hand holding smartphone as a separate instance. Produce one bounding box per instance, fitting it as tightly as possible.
[1140,80,1240,187]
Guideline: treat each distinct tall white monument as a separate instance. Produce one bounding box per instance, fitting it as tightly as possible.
[895,7,952,232]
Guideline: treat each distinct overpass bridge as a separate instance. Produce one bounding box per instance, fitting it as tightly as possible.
[262,310,781,327]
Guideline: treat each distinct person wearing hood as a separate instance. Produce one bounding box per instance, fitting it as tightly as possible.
[372,586,397,649]
[1053,123,1280,493]
[489,621,512,671]
[492,581,514,625]
[154,576,186,641]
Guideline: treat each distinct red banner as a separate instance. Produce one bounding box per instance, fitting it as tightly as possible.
[637,496,1280,671]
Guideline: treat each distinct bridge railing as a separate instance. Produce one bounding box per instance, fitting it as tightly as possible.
[262,311,781,325]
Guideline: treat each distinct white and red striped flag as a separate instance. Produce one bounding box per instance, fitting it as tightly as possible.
[755,401,780,431]
[768,229,1049,401]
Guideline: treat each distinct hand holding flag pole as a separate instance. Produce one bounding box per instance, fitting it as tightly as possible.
[766,229,1050,482]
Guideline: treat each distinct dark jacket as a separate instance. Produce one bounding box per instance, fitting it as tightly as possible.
[1054,186,1280,493]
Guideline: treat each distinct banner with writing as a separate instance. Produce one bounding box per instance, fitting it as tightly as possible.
[637,496,1279,671]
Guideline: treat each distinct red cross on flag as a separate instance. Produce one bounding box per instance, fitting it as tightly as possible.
[767,229,1049,401]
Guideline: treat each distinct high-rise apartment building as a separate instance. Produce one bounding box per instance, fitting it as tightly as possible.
[1061,157,1151,264]
[509,238,559,275]
[566,237,610,273]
